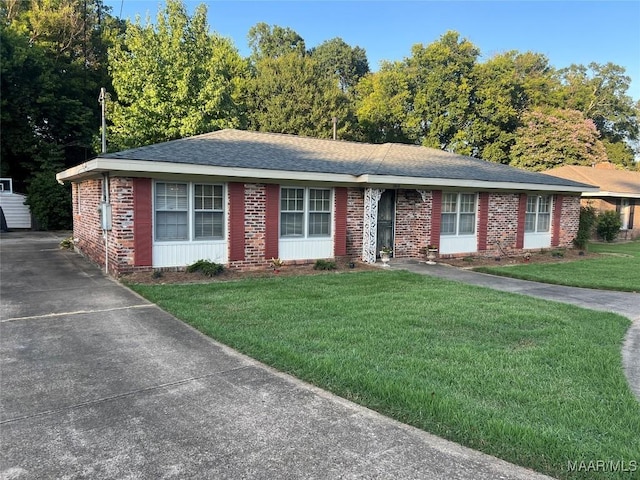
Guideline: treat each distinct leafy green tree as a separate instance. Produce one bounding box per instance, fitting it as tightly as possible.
[245,52,351,138]
[466,51,559,163]
[108,0,247,150]
[510,108,608,171]
[1,0,116,229]
[247,22,305,60]
[404,31,479,151]
[310,37,369,92]
[558,63,638,167]
[355,62,415,143]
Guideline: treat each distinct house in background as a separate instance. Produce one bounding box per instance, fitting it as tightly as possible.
[544,162,640,240]
[0,178,32,230]
[56,129,596,276]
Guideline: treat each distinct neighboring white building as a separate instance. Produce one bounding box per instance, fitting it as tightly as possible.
[0,179,32,229]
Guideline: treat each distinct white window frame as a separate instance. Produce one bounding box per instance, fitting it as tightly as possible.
[193,184,225,240]
[441,192,477,236]
[280,187,332,239]
[525,195,551,233]
[154,181,226,242]
[620,198,630,230]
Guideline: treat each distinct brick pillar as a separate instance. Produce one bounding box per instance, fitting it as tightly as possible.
[334,187,348,257]
[516,193,527,249]
[431,190,442,249]
[264,184,279,260]
[229,182,246,261]
[552,194,563,247]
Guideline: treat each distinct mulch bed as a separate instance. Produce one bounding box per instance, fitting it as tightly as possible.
[120,248,599,285]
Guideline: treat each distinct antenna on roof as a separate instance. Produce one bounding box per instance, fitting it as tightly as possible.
[98,87,107,154]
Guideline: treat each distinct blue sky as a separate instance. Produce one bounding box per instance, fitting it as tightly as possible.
[105,1,640,101]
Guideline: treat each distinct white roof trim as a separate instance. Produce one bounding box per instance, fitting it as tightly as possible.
[582,191,640,199]
[56,158,596,193]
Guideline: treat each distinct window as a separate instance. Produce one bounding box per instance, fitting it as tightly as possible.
[441,193,476,236]
[155,182,225,241]
[194,184,224,239]
[619,198,630,230]
[525,195,551,233]
[156,182,188,241]
[280,187,332,238]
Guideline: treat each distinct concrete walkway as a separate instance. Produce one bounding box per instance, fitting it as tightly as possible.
[1,231,553,479]
[388,259,640,400]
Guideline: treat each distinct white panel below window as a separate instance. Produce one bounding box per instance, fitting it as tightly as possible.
[524,233,551,250]
[279,238,333,261]
[153,241,228,268]
[439,235,477,255]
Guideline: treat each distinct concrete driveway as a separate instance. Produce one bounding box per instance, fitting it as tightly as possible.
[1,232,554,479]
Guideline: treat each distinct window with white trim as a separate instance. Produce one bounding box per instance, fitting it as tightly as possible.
[280,187,332,238]
[525,195,551,233]
[441,192,476,235]
[194,184,224,239]
[155,182,225,241]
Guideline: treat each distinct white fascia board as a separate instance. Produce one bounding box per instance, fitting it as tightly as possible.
[57,158,357,184]
[355,174,598,193]
[582,191,640,199]
[56,158,599,193]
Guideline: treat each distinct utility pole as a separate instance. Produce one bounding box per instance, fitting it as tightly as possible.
[98,87,107,154]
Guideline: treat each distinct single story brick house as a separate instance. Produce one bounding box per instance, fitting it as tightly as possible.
[544,162,640,240]
[56,129,596,275]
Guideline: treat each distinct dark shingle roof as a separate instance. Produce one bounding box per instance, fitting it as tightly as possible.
[103,129,593,189]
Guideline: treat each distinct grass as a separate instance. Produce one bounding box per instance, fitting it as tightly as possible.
[474,241,640,292]
[127,270,640,479]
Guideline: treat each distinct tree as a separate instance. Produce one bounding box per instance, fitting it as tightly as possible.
[558,63,638,167]
[247,22,305,60]
[404,31,480,151]
[466,51,559,163]
[1,0,116,230]
[310,37,369,92]
[355,62,415,143]
[510,108,607,171]
[108,0,248,150]
[245,52,352,139]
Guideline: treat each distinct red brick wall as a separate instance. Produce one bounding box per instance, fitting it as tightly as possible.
[72,177,584,275]
[394,189,429,258]
[552,194,563,247]
[228,183,270,271]
[346,188,364,258]
[486,193,521,255]
[73,179,104,268]
[477,192,489,251]
[515,194,527,249]
[559,195,581,246]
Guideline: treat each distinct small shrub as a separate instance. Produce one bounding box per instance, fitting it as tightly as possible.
[186,259,224,277]
[551,250,565,258]
[573,205,597,249]
[59,237,74,249]
[314,259,337,270]
[596,210,622,242]
[152,270,163,279]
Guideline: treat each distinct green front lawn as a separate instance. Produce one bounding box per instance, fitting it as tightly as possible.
[474,241,640,292]
[128,270,640,479]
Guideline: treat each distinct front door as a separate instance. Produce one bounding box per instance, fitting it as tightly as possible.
[376,190,395,257]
